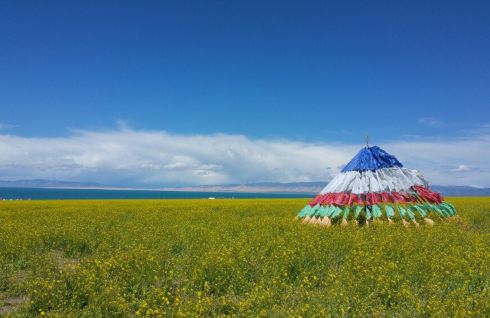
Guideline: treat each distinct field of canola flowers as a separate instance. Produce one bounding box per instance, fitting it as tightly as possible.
[0,198,488,317]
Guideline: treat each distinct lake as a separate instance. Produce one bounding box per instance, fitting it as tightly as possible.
[0,187,311,200]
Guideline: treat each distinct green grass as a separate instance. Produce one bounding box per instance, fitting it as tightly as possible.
[0,198,488,317]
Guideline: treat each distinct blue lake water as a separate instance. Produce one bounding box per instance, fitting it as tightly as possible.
[0,187,311,200]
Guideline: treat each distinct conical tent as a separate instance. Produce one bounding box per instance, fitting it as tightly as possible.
[297,145,457,226]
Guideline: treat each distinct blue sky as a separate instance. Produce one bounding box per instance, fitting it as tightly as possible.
[1,1,490,186]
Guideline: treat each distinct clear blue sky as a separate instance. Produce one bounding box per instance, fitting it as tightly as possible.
[1,1,489,143]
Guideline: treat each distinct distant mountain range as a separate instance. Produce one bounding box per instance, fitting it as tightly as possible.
[0,179,102,188]
[0,179,489,196]
[161,182,326,194]
[163,182,490,196]
[430,185,490,197]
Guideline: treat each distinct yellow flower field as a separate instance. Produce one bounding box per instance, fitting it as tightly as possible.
[0,198,488,317]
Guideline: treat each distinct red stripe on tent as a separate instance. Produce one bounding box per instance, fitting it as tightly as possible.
[334,192,349,205]
[391,192,406,204]
[347,193,358,205]
[413,185,443,204]
[365,193,372,205]
[320,193,335,205]
[381,192,393,203]
[309,195,323,207]
[308,186,444,207]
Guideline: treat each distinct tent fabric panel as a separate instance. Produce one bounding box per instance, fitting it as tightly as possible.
[320,167,428,194]
[341,146,403,172]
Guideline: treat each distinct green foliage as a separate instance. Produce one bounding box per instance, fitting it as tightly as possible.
[0,198,488,317]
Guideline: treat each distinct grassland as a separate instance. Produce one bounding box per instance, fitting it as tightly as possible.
[0,198,488,317]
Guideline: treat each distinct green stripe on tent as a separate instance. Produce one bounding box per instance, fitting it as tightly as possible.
[385,204,395,219]
[371,205,382,218]
[413,204,427,218]
[406,206,416,220]
[298,201,455,220]
[397,206,407,219]
[354,205,363,219]
[323,205,334,217]
[330,206,343,219]
[342,206,350,219]
[298,205,311,217]
[317,206,328,217]
[440,202,456,216]
[308,204,320,217]
[365,206,372,220]
[422,203,444,217]
[433,203,450,217]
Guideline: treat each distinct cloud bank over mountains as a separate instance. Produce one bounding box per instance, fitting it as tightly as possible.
[0,128,489,187]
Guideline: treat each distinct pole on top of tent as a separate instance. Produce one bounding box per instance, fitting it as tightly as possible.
[365,134,369,147]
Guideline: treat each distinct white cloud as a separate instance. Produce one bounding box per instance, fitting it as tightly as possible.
[417,117,444,128]
[0,129,355,186]
[0,128,489,187]
[451,165,471,172]
[386,137,490,187]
